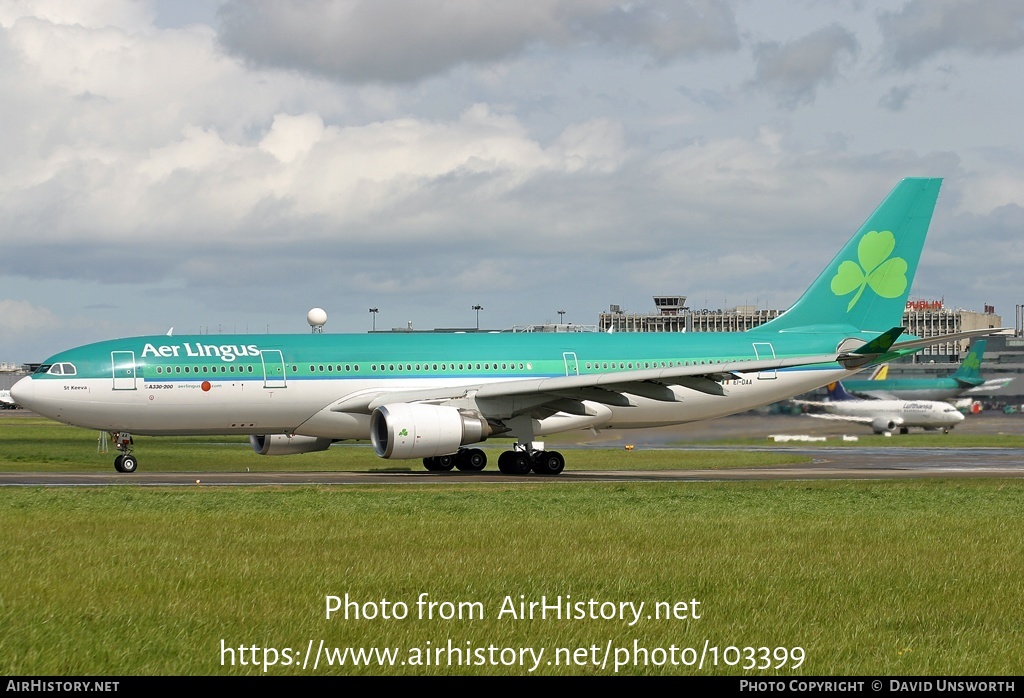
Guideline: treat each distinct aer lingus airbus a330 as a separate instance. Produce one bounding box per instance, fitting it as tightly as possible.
[12,178,995,475]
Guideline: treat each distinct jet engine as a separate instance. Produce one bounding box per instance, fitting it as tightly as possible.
[870,417,900,435]
[250,434,333,455]
[371,403,492,459]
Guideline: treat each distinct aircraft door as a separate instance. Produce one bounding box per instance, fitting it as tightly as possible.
[111,351,137,390]
[261,350,287,388]
[752,342,777,380]
[563,352,579,376]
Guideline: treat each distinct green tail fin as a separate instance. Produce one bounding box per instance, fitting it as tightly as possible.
[952,339,986,387]
[759,178,942,333]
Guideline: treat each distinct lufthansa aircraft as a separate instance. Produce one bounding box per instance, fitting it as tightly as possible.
[797,381,965,435]
[11,178,994,475]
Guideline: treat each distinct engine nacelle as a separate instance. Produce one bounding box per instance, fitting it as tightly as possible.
[250,434,333,456]
[870,417,899,434]
[371,403,491,459]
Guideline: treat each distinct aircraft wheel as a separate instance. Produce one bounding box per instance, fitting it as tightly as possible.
[497,451,514,474]
[531,450,565,475]
[456,448,487,472]
[113,455,125,473]
[507,452,532,475]
[423,456,455,472]
[120,455,138,473]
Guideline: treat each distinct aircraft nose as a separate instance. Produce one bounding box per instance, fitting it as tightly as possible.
[10,376,34,410]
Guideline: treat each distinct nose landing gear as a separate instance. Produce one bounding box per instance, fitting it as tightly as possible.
[111,433,138,473]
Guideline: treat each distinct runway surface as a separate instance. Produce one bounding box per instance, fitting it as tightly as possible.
[3,446,1022,487]
[2,412,1021,486]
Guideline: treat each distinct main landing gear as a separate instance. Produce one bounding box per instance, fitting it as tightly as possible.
[112,432,138,473]
[423,447,488,472]
[422,446,565,475]
[497,448,565,475]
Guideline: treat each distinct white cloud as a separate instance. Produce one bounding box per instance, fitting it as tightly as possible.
[0,299,60,334]
[259,113,326,164]
[0,0,153,30]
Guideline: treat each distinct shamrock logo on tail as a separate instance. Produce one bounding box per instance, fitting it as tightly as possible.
[830,230,908,312]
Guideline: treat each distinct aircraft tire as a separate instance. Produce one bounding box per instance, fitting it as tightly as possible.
[508,453,532,475]
[531,450,565,475]
[497,451,531,474]
[120,455,138,473]
[455,448,487,471]
[423,456,456,472]
[497,451,513,474]
[113,455,125,473]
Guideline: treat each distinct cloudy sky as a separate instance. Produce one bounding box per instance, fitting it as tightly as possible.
[2,0,1023,363]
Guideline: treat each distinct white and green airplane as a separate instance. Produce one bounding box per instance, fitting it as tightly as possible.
[841,339,1013,402]
[11,178,993,475]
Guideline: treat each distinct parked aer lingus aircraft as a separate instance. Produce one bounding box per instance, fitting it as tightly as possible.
[12,178,994,475]
[841,339,1012,401]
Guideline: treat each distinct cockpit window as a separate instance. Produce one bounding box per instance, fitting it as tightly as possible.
[44,363,77,376]
[35,364,52,375]
[61,363,77,376]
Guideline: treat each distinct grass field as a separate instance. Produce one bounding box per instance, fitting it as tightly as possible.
[2,414,1023,676]
[2,481,1023,675]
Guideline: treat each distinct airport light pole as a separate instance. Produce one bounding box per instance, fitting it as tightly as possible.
[557,309,566,324]
[472,305,483,330]
[369,307,378,332]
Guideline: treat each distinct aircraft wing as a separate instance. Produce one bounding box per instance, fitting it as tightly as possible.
[331,352,842,415]
[805,413,904,426]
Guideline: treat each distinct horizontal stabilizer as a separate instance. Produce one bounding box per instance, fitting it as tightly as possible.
[889,328,1012,355]
[837,327,904,369]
